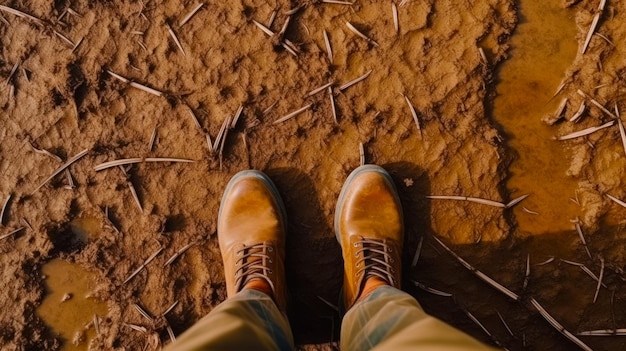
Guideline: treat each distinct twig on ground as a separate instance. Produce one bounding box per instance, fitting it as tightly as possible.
[123,248,164,284]
[593,258,604,303]
[497,311,515,337]
[529,298,592,351]
[338,70,372,91]
[411,237,424,267]
[404,95,422,136]
[412,280,453,297]
[1,194,12,225]
[346,22,379,47]
[391,3,399,34]
[273,104,312,124]
[556,120,614,141]
[164,242,197,266]
[432,235,520,301]
[506,194,529,208]
[94,158,194,171]
[427,195,506,208]
[179,3,204,26]
[167,25,186,56]
[328,86,338,124]
[33,149,90,193]
[308,82,334,97]
[575,219,592,259]
[0,227,24,241]
[581,13,601,54]
[323,30,333,63]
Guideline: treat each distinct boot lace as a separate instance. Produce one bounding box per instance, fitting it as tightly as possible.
[354,238,396,286]
[234,243,275,293]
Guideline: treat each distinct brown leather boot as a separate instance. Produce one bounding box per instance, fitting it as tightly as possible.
[335,165,404,309]
[218,170,288,312]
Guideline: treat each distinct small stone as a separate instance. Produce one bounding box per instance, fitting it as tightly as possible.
[61,293,72,302]
[72,330,85,345]
[403,178,414,187]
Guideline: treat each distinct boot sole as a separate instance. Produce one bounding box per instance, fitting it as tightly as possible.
[334,164,400,244]
[218,170,288,236]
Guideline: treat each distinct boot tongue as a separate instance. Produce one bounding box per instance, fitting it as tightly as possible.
[235,243,276,293]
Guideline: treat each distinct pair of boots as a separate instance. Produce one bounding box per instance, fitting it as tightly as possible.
[218,165,403,313]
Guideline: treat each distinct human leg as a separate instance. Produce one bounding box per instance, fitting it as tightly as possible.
[335,165,496,351]
[166,170,294,351]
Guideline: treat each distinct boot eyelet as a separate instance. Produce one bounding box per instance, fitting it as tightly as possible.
[388,248,393,252]
[353,243,358,247]
[268,269,273,274]
[268,247,273,252]
[269,259,273,263]
[390,258,394,263]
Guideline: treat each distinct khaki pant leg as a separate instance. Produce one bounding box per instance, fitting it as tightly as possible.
[340,286,499,351]
[166,289,294,351]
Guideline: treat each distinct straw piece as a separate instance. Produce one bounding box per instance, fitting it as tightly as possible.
[162,301,179,316]
[392,2,399,34]
[557,120,614,141]
[523,254,530,290]
[0,227,24,241]
[267,10,277,28]
[124,323,148,333]
[231,105,244,129]
[187,107,202,130]
[179,3,204,27]
[496,311,514,337]
[129,81,163,97]
[569,101,586,123]
[0,5,43,24]
[404,95,421,136]
[432,235,520,301]
[606,193,626,208]
[54,31,75,47]
[581,13,600,54]
[322,0,354,4]
[328,86,338,124]
[164,242,196,266]
[273,104,312,124]
[33,149,89,193]
[578,329,626,336]
[506,194,529,208]
[535,257,555,266]
[149,126,157,151]
[317,296,339,312]
[359,142,365,166]
[412,280,453,297]
[617,118,626,158]
[529,298,592,351]
[465,310,493,338]
[593,258,604,303]
[123,248,163,284]
[107,70,128,83]
[94,158,144,171]
[338,70,372,91]
[212,116,230,154]
[308,82,333,97]
[145,157,194,164]
[1,194,12,225]
[575,219,592,259]
[167,25,186,56]
[411,237,424,267]
[346,21,379,47]
[577,89,617,118]
[465,197,506,208]
[323,30,333,63]
[6,62,18,85]
[253,20,274,36]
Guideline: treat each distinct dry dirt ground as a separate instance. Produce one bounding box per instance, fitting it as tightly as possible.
[1,0,626,350]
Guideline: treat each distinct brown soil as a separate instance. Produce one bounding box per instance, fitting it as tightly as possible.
[1,0,625,350]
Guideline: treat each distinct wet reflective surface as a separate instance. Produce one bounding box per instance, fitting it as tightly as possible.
[37,259,107,350]
[493,1,580,235]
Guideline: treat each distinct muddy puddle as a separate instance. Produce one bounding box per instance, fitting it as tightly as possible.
[492,1,580,236]
[37,217,107,350]
[37,259,108,351]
